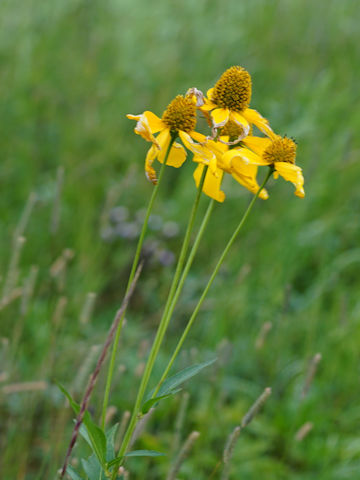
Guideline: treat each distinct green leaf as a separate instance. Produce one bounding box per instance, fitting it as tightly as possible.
[78,417,106,467]
[106,423,119,461]
[66,465,85,480]
[56,381,81,415]
[56,382,107,467]
[147,358,216,400]
[124,449,166,458]
[107,450,165,468]
[141,391,181,414]
[81,455,104,480]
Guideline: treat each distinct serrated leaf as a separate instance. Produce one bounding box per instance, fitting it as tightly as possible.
[66,465,85,480]
[147,358,216,400]
[107,450,165,468]
[56,382,106,467]
[106,423,119,461]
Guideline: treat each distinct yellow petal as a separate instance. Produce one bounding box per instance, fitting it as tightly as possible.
[274,162,305,198]
[145,145,159,184]
[166,142,187,168]
[232,169,269,199]
[157,129,187,167]
[242,135,272,156]
[211,108,230,128]
[201,101,217,111]
[179,131,216,167]
[127,111,164,145]
[230,112,250,137]
[143,111,165,133]
[156,129,171,161]
[207,88,215,100]
[193,164,225,203]
[188,130,206,143]
[231,157,259,180]
[223,147,270,166]
[242,108,276,139]
[191,131,228,157]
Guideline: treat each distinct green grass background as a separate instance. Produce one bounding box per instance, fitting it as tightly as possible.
[1,0,360,478]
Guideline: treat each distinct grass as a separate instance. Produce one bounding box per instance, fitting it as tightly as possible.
[1,0,360,478]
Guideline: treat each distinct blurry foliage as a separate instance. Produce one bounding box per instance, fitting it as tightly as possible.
[0,0,360,478]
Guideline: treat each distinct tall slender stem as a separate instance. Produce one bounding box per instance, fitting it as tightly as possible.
[154,169,273,394]
[151,198,215,399]
[113,165,208,471]
[101,137,175,429]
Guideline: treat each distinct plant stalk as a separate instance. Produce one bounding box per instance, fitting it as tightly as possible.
[101,136,175,428]
[153,168,273,395]
[113,165,208,471]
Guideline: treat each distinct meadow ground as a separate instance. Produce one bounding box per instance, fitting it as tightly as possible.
[1,0,360,478]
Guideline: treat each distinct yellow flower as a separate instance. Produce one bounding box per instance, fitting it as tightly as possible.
[127,95,215,184]
[201,66,274,139]
[192,121,269,202]
[223,135,305,198]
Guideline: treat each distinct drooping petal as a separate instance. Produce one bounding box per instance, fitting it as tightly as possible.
[180,131,216,171]
[210,108,230,128]
[229,111,250,138]
[145,144,159,184]
[157,129,187,167]
[193,164,225,203]
[274,162,305,198]
[242,135,272,156]
[216,151,268,199]
[230,158,269,199]
[156,129,171,161]
[223,147,271,166]
[143,111,165,133]
[231,156,260,180]
[242,108,275,139]
[127,111,165,145]
[232,170,269,200]
[190,131,227,155]
[166,142,187,168]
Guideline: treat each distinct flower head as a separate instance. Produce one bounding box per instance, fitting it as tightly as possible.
[262,136,297,165]
[162,95,197,133]
[127,94,215,184]
[201,66,274,139]
[223,135,305,198]
[192,130,269,203]
[211,66,251,112]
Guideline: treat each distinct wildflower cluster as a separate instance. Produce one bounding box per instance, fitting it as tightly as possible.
[128,65,305,200]
[60,67,305,480]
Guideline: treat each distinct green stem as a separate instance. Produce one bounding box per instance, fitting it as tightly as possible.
[101,136,175,429]
[151,198,215,399]
[154,168,273,393]
[113,165,208,470]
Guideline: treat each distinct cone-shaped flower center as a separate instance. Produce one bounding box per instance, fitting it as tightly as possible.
[162,95,197,133]
[221,120,250,140]
[211,66,252,112]
[263,137,297,164]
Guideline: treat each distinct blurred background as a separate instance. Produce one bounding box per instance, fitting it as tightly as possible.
[1,0,360,478]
